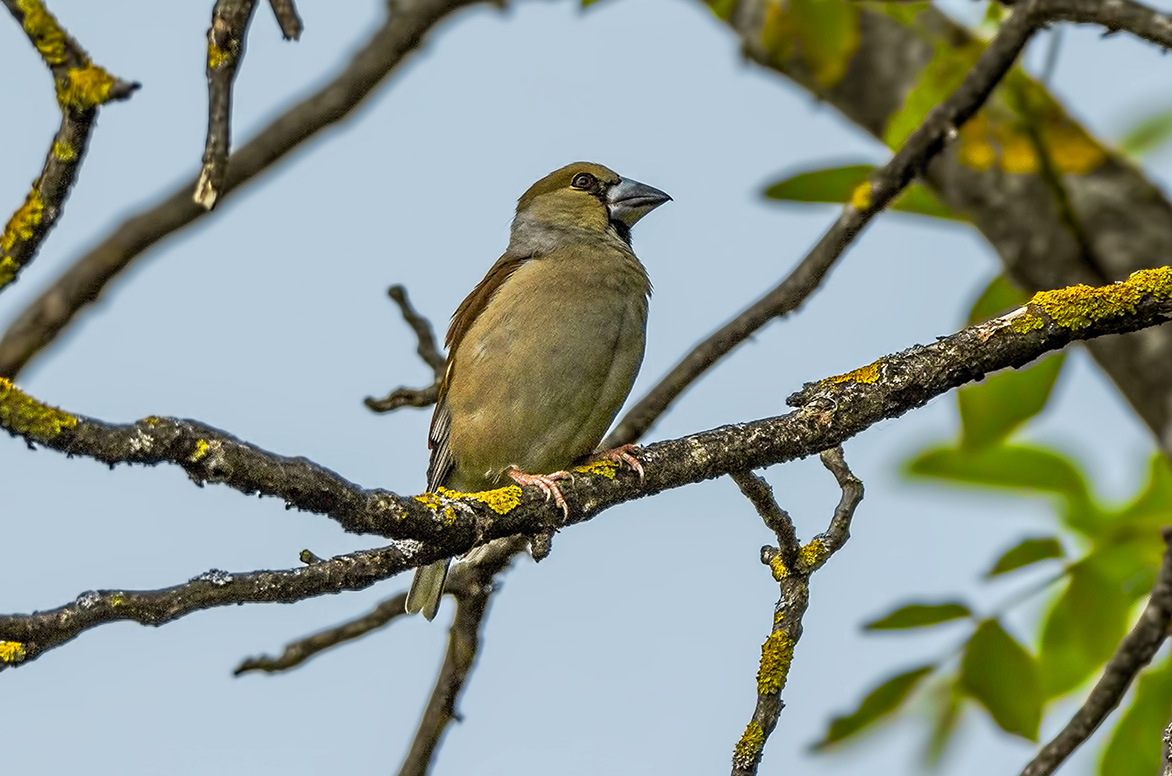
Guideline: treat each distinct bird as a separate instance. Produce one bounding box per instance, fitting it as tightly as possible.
[404,162,671,620]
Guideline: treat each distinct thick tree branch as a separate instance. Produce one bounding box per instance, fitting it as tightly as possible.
[1018,528,1172,776]
[194,0,262,210]
[731,449,863,775]
[0,0,138,293]
[1,269,1170,667]
[0,0,491,379]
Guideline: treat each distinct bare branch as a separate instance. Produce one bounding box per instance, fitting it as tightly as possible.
[234,537,525,675]
[395,538,526,776]
[1018,528,1172,776]
[194,0,261,210]
[731,448,863,775]
[1,270,1170,666]
[0,0,492,379]
[266,0,302,40]
[0,543,428,669]
[364,285,446,413]
[0,0,138,293]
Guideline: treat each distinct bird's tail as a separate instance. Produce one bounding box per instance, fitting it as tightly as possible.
[405,558,451,620]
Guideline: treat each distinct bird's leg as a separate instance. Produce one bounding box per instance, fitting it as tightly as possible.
[507,467,572,518]
[586,443,645,481]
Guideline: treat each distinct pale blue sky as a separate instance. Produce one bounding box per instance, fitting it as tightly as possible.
[0,1,1168,774]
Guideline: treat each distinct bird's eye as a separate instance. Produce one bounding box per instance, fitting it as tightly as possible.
[571,172,596,190]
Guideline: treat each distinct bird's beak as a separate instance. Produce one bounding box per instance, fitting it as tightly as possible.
[606,177,671,227]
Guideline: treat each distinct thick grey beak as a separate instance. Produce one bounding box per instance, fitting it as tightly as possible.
[606,177,671,227]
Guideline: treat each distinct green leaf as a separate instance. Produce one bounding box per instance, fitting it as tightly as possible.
[960,619,1041,740]
[924,677,964,767]
[763,164,963,220]
[906,443,1091,503]
[1037,561,1133,698]
[986,536,1064,577]
[1100,655,1172,776]
[958,353,1065,450]
[967,274,1029,325]
[814,665,935,748]
[865,602,972,630]
[1118,105,1172,158]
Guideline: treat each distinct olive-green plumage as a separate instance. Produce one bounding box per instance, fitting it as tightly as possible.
[404,162,670,620]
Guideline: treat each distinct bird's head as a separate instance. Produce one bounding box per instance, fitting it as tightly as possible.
[512,162,671,247]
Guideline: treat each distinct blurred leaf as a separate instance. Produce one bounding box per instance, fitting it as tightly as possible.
[979,0,1004,34]
[865,602,972,630]
[986,536,1064,577]
[1118,105,1172,158]
[960,620,1041,740]
[958,353,1065,450]
[1037,561,1133,698]
[814,665,935,748]
[764,164,963,220]
[1100,655,1172,776]
[1115,454,1172,526]
[905,444,1096,530]
[967,274,1028,325]
[924,677,964,767]
[885,40,984,148]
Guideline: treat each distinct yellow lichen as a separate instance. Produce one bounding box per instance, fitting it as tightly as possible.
[1,188,45,254]
[0,376,78,441]
[207,42,230,69]
[1126,266,1172,298]
[798,538,829,571]
[0,257,19,288]
[732,721,765,769]
[52,140,76,161]
[16,0,67,66]
[1007,268,1172,334]
[0,640,27,664]
[757,629,795,696]
[849,179,872,211]
[110,593,125,607]
[188,438,211,463]
[56,65,116,110]
[575,459,619,479]
[826,361,880,385]
[463,486,523,515]
[769,555,788,582]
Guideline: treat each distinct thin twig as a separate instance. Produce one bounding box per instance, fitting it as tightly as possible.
[266,0,302,40]
[194,0,261,210]
[1,269,1171,668]
[1019,528,1172,776]
[0,0,138,293]
[364,285,446,413]
[731,447,863,775]
[0,0,491,379]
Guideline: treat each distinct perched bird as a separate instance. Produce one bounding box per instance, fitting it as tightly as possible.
[405,162,671,620]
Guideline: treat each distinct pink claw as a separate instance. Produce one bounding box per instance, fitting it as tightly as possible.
[507,468,572,518]
[592,444,645,481]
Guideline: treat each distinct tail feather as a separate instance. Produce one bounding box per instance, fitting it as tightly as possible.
[405,559,451,620]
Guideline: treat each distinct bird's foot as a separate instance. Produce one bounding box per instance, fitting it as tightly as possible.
[588,444,645,481]
[507,467,572,519]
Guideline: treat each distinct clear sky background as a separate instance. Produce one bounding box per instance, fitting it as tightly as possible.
[1,1,1170,774]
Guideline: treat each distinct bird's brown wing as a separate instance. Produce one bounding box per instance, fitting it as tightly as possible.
[426,253,531,491]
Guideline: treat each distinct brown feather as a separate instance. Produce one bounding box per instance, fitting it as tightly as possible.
[426,254,530,491]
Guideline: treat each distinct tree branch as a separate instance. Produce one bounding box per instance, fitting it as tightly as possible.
[1,269,1170,668]
[0,0,491,378]
[1018,527,1172,776]
[266,0,302,40]
[234,536,525,675]
[731,448,864,775]
[0,0,138,293]
[194,0,262,210]
[365,285,445,413]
